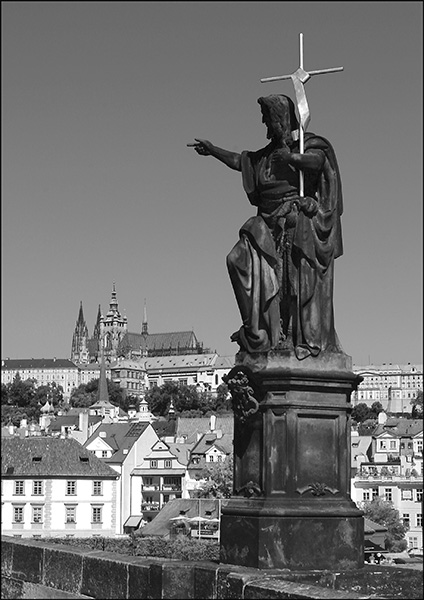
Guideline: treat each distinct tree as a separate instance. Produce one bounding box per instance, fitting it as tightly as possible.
[34,382,64,407]
[207,383,232,413]
[361,496,408,552]
[69,378,126,410]
[7,373,37,408]
[69,384,97,408]
[1,383,10,405]
[410,389,423,418]
[192,454,233,499]
[145,382,202,416]
[351,402,371,423]
[369,401,384,419]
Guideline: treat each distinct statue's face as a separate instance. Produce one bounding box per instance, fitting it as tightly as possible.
[261,109,275,140]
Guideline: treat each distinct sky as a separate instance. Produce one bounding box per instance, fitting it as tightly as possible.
[2,2,423,366]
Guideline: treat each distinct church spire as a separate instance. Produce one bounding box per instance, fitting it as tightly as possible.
[93,304,102,340]
[77,301,85,325]
[71,301,89,364]
[97,339,110,405]
[142,298,148,336]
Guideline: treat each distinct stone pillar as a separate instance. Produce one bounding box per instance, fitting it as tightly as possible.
[220,350,364,571]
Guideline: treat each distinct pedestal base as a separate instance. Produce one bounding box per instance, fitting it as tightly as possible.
[221,350,364,571]
[220,497,364,570]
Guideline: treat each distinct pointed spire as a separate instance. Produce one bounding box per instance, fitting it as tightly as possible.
[97,338,110,404]
[93,305,102,339]
[77,301,85,325]
[142,298,148,336]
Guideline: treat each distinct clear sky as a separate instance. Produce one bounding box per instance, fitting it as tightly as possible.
[2,2,422,366]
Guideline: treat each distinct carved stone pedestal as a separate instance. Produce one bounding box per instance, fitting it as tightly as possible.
[220,351,364,571]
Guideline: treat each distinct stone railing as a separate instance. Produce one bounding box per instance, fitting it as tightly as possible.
[2,536,423,599]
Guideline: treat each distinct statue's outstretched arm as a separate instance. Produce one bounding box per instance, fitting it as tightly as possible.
[188,138,241,172]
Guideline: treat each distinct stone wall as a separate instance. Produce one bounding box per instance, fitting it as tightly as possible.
[1,536,422,599]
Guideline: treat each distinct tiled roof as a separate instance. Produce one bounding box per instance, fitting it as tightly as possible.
[364,518,387,533]
[191,433,233,456]
[1,358,77,370]
[373,419,423,438]
[47,414,101,432]
[139,498,219,537]
[121,331,200,354]
[213,356,235,369]
[353,363,422,373]
[84,422,151,464]
[1,437,118,477]
[166,442,195,465]
[176,417,233,441]
[144,353,217,371]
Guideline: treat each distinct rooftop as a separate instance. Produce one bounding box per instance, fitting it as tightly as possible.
[1,437,118,478]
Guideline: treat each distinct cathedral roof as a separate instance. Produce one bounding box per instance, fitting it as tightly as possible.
[121,331,200,353]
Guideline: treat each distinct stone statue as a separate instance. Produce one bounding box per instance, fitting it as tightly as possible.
[189,93,343,359]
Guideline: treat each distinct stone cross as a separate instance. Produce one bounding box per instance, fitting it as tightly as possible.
[261,33,343,196]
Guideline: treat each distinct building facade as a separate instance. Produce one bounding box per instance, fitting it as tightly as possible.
[1,437,119,538]
[351,417,423,551]
[1,358,79,401]
[352,363,423,414]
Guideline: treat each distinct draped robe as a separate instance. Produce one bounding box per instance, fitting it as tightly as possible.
[226,133,344,358]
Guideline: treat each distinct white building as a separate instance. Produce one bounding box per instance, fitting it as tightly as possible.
[144,353,234,393]
[351,418,423,550]
[130,439,189,526]
[84,421,159,534]
[352,363,422,413]
[1,437,119,538]
[1,358,80,401]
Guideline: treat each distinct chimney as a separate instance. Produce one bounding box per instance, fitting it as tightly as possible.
[79,410,89,440]
[210,414,216,432]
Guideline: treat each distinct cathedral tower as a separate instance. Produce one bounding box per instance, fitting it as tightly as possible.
[100,283,128,364]
[70,301,89,364]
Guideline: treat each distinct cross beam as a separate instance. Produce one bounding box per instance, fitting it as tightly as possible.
[261,33,343,196]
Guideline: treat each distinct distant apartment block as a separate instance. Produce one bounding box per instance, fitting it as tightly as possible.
[352,363,422,413]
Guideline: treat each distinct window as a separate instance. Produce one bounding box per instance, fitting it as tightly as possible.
[33,481,43,495]
[417,514,422,527]
[32,506,43,523]
[151,460,158,468]
[145,477,153,486]
[384,488,392,502]
[14,481,24,495]
[389,441,396,450]
[416,489,423,502]
[65,506,76,523]
[101,451,108,458]
[66,481,76,495]
[363,490,371,501]
[164,477,180,486]
[93,481,103,496]
[402,489,413,500]
[409,536,419,549]
[13,506,24,523]
[372,487,379,499]
[208,456,214,462]
[164,460,172,468]
[403,513,410,527]
[92,506,102,524]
